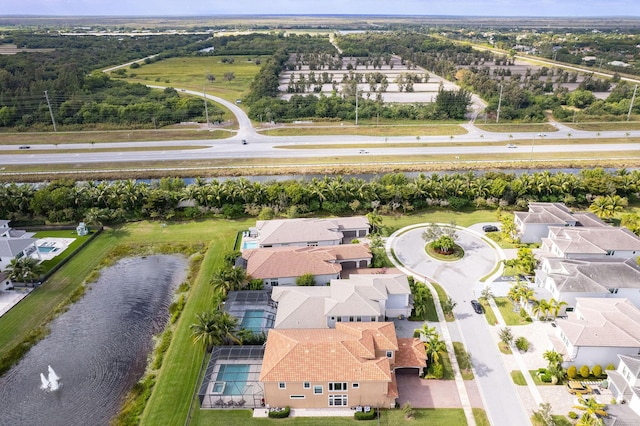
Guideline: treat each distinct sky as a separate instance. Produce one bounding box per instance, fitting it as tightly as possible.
[2,0,639,17]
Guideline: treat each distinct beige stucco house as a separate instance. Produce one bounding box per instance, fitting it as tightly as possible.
[514,202,604,244]
[259,322,425,409]
[241,244,372,287]
[249,216,370,248]
[540,226,640,260]
[270,273,413,328]
[550,298,640,368]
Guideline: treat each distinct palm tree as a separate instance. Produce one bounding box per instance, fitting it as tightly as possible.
[480,286,495,302]
[542,349,564,370]
[190,311,220,351]
[589,195,628,220]
[532,299,551,320]
[216,311,242,345]
[425,334,446,365]
[548,298,567,319]
[576,413,604,426]
[6,257,45,283]
[210,266,246,296]
[573,396,607,422]
[415,324,437,342]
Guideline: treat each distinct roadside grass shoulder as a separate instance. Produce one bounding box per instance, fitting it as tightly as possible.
[494,297,531,326]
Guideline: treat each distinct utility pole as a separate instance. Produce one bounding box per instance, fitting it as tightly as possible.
[355,89,359,126]
[627,85,638,121]
[44,90,57,132]
[203,86,210,128]
[496,85,503,124]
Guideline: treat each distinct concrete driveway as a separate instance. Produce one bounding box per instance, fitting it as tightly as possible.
[389,224,530,426]
[396,370,484,409]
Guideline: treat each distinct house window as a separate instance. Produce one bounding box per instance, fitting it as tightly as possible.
[336,317,342,322]
[386,351,393,358]
[606,250,615,256]
[307,242,318,247]
[349,316,355,322]
[290,395,305,399]
[313,385,323,395]
[303,382,310,389]
[329,394,348,406]
[269,279,279,287]
[609,288,619,294]
[565,307,574,312]
[356,316,362,322]
[328,382,347,391]
[352,383,359,389]
[279,382,286,389]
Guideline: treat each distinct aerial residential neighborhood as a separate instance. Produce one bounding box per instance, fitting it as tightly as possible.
[4,9,640,426]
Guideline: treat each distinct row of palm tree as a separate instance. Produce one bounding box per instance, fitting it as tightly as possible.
[2,168,640,224]
[507,282,567,320]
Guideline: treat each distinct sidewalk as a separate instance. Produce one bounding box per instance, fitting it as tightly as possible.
[0,286,32,317]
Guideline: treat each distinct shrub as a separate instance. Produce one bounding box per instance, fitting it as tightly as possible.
[592,365,603,378]
[515,337,529,352]
[268,406,290,418]
[247,279,264,290]
[606,364,616,371]
[537,368,547,375]
[579,365,590,379]
[540,374,552,383]
[430,363,444,379]
[568,411,578,419]
[355,409,376,420]
[296,273,316,286]
[567,365,578,379]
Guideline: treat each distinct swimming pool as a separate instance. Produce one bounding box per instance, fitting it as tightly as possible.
[38,246,59,253]
[240,310,264,332]
[242,241,258,250]
[216,364,250,395]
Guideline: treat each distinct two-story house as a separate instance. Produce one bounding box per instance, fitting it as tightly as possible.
[513,202,605,243]
[535,258,640,315]
[540,226,640,260]
[550,298,640,368]
[259,322,425,409]
[270,274,413,328]
[0,220,38,272]
[608,354,640,417]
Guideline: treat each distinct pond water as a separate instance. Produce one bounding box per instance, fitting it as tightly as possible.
[0,255,187,426]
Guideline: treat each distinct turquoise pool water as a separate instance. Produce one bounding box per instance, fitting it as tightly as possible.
[242,241,258,249]
[240,309,264,332]
[38,246,58,253]
[216,364,250,395]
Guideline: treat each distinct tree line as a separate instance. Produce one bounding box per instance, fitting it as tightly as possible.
[2,169,640,227]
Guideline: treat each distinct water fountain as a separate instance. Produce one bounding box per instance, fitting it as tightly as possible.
[39,366,61,391]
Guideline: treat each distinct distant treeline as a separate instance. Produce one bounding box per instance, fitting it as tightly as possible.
[2,168,639,225]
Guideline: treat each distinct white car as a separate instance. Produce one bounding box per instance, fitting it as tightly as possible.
[506,144,518,148]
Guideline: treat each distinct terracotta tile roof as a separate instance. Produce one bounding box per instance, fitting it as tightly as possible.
[260,323,397,383]
[387,372,399,398]
[243,245,371,279]
[395,338,427,369]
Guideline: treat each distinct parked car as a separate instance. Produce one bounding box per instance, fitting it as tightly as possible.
[506,144,518,148]
[471,300,484,314]
[482,225,499,233]
[566,381,593,395]
[19,145,30,149]
[241,139,248,145]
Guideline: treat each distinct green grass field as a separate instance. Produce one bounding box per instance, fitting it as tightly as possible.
[494,297,532,326]
[191,408,468,425]
[125,56,265,102]
[261,124,467,137]
[511,370,527,386]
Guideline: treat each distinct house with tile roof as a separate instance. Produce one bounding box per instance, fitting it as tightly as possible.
[540,226,640,260]
[241,245,372,287]
[270,274,413,329]
[608,355,640,410]
[535,258,640,315]
[0,220,38,272]
[514,202,605,243]
[550,298,640,367]
[248,216,370,248]
[259,322,426,409]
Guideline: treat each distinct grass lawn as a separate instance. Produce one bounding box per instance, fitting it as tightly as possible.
[191,408,468,425]
[453,341,474,380]
[565,121,640,131]
[33,229,94,273]
[479,298,498,326]
[473,408,491,426]
[438,349,456,381]
[125,55,265,103]
[494,297,532,326]
[379,209,498,237]
[425,242,465,262]
[430,281,454,322]
[499,342,513,355]
[511,370,527,386]
[475,123,559,133]
[261,124,467,137]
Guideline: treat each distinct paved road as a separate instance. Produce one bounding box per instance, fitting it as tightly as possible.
[390,225,530,426]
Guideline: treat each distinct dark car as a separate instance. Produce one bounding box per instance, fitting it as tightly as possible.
[482,225,499,233]
[19,145,30,149]
[241,139,248,145]
[471,300,484,314]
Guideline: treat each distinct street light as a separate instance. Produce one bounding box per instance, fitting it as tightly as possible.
[531,133,545,161]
